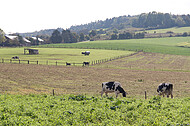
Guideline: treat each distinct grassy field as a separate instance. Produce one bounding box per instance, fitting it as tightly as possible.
[38,37,190,56]
[0,94,189,125]
[0,48,134,65]
[1,37,190,125]
[145,26,190,34]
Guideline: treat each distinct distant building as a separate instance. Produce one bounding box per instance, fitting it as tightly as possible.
[24,48,39,55]
[31,37,44,42]
[4,35,31,46]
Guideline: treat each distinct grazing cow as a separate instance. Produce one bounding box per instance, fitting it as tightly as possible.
[101,81,127,98]
[12,56,19,59]
[82,51,90,56]
[157,83,173,98]
[66,62,71,66]
[83,62,90,66]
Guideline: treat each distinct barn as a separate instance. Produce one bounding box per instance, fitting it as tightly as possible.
[24,48,39,55]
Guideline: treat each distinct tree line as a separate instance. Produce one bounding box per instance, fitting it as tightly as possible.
[70,12,190,34]
[132,11,190,29]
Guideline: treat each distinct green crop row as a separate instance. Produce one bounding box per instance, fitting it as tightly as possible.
[0,94,189,125]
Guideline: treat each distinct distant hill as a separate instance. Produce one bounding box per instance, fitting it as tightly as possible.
[19,28,64,37]
[69,15,137,34]
[70,11,190,34]
[19,11,190,37]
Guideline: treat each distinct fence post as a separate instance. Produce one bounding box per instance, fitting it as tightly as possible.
[53,89,55,96]
[37,61,38,65]
[56,61,57,66]
[19,60,20,64]
[145,91,147,99]
[28,60,29,64]
[2,59,4,63]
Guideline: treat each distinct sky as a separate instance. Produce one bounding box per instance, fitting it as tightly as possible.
[1,0,190,34]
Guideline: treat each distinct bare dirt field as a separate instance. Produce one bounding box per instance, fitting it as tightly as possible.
[0,52,190,98]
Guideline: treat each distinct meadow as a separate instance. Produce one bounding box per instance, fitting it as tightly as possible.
[0,48,134,65]
[145,26,190,34]
[0,94,189,125]
[38,37,190,56]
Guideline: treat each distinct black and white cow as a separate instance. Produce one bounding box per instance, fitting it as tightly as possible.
[12,56,19,59]
[101,81,127,98]
[157,83,173,98]
[82,51,90,56]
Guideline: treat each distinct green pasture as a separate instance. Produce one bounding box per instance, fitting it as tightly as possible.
[0,94,189,125]
[0,48,134,65]
[38,37,190,56]
[145,26,190,34]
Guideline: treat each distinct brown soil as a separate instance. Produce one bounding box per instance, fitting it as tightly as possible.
[0,52,190,98]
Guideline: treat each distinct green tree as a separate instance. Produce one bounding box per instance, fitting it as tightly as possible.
[89,30,97,37]
[0,29,6,45]
[79,33,85,41]
[50,30,62,43]
[110,34,118,40]
[182,32,188,37]
[62,29,71,43]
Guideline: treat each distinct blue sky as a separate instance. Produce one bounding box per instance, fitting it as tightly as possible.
[1,0,190,33]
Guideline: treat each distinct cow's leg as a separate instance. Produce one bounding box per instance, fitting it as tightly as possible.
[171,93,173,99]
[105,92,108,97]
[101,91,104,97]
[115,92,118,98]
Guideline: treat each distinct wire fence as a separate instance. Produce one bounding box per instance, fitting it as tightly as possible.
[0,51,141,66]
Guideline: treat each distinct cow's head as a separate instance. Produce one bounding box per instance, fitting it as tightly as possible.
[122,91,127,97]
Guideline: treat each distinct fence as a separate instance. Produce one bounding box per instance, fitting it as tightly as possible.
[0,59,90,66]
[0,51,141,67]
[91,51,141,65]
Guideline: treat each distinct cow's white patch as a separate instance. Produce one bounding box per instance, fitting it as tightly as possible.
[162,87,167,91]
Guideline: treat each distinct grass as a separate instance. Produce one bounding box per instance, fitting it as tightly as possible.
[0,94,189,125]
[0,48,134,65]
[38,37,190,56]
[145,26,190,34]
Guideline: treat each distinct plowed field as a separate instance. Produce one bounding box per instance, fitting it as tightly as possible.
[0,52,190,98]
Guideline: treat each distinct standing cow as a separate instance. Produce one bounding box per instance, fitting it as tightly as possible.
[101,81,127,98]
[81,51,90,56]
[157,83,173,98]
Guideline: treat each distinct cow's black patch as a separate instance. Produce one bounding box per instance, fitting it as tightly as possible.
[105,82,115,90]
[116,86,125,93]
[157,83,173,92]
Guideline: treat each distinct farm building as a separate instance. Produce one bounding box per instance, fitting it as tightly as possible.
[31,37,44,45]
[24,48,39,55]
[4,35,31,46]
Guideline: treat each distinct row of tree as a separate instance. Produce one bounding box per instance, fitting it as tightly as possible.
[111,32,145,40]
[69,12,190,34]
[132,11,190,28]
[49,29,102,43]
